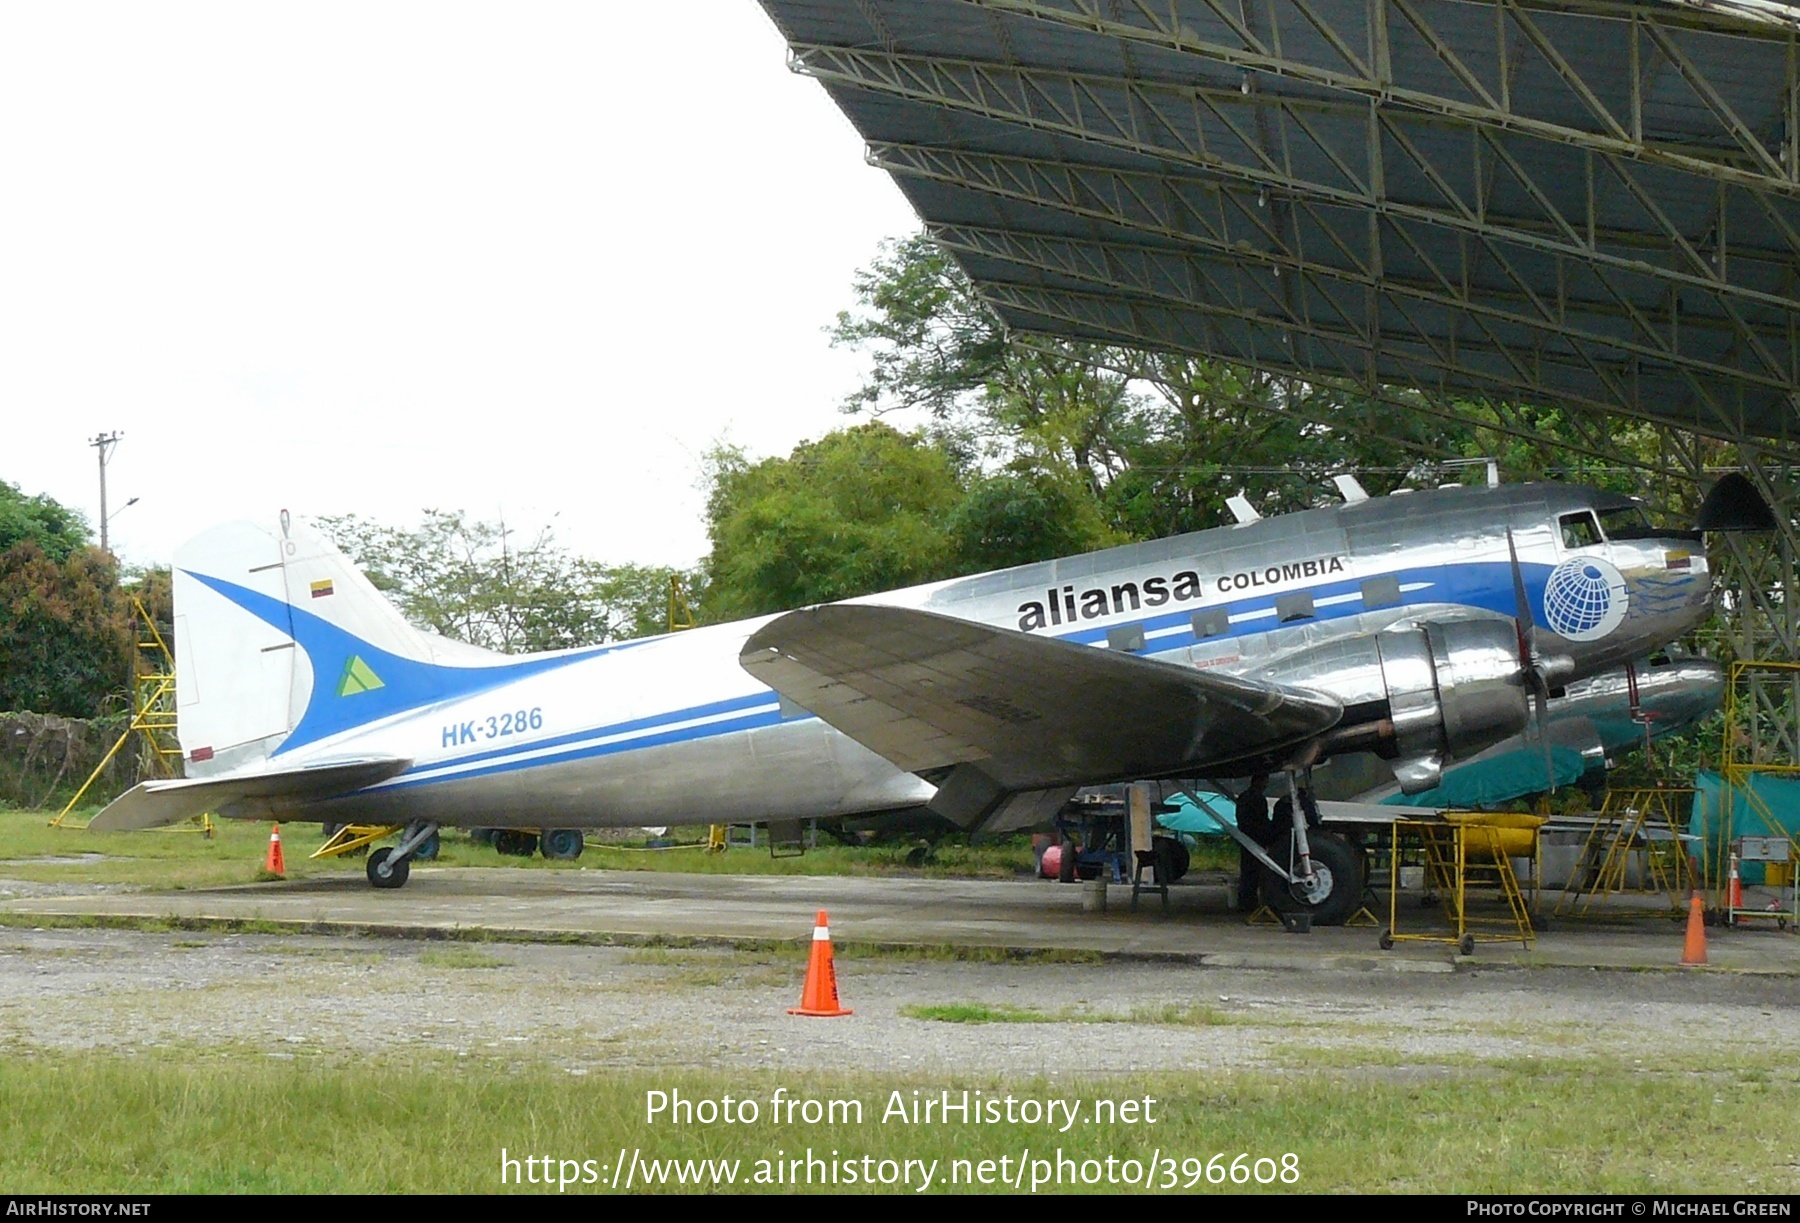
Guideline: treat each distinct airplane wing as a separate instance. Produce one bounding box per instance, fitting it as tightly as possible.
[88,757,413,832]
[740,605,1341,829]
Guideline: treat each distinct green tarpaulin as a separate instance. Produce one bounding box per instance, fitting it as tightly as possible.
[1690,770,1800,885]
[1381,746,1590,809]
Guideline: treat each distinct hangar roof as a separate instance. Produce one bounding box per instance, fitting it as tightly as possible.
[757,0,1800,459]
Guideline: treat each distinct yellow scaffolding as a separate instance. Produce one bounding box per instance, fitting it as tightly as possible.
[1554,787,1699,919]
[1382,814,1542,954]
[52,597,211,835]
[668,574,695,633]
[1717,659,1800,924]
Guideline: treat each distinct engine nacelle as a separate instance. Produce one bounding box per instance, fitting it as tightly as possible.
[1377,621,1530,788]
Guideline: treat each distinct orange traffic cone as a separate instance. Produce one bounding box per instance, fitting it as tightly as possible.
[1728,854,1744,911]
[1681,892,1708,966]
[788,909,852,1017]
[264,824,286,877]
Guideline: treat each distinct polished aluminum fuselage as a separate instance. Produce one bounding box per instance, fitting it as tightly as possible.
[286,484,1711,828]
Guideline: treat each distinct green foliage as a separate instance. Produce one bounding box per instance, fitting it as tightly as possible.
[0,541,132,717]
[0,480,90,563]
[831,232,1011,421]
[123,566,174,656]
[830,231,1694,545]
[316,511,687,653]
[946,468,1120,572]
[701,423,965,620]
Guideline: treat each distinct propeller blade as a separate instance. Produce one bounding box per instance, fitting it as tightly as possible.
[1534,686,1558,799]
[1508,528,1560,799]
[1505,526,1539,672]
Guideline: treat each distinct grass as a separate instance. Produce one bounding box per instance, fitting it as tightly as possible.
[0,806,1065,890]
[0,802,1244,893]
[0,1050,1793,1193]
[417,947,507,969]
[902,1001,1239,1026]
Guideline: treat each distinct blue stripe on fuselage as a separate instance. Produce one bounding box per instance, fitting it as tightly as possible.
[374,706,788,793]
[373,558,1544,796]
[413,691,780,774]
[1034,560,1546,648]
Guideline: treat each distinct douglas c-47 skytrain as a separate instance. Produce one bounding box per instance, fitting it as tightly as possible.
[92,478,1733,923]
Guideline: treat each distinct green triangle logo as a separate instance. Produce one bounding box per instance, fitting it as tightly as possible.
[336,655,385,697]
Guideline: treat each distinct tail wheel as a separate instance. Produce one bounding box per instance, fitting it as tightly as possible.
[1257,830,1364,927]
[367,848,409,890]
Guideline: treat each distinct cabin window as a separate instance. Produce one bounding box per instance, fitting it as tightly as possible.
[1559,512,1602,550]
[1275,591,1315,623]
[1106,625,1146,653]
[1361,574,1402,609]
[1191,608,1230,639]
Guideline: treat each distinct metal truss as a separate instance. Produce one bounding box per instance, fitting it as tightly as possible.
[924,214,1800,456]
[964,272,1800,471]
[787,33,1800,448]
[1018,329,1683,475]
[955,0,1800,189]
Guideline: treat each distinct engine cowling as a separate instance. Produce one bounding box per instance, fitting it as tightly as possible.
[1377,621,1530,791]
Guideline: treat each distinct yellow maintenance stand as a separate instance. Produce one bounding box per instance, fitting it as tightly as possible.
[1382,813,1544,954]
[1554,787,1698,918]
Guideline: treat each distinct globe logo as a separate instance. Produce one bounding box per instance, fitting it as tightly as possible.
[1541,556,1628,642]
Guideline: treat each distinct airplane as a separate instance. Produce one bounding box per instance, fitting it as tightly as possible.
[89,480,1722,925]
[1309,648,1725,808]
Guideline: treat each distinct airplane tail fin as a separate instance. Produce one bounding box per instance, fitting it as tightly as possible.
[172,516,491,776]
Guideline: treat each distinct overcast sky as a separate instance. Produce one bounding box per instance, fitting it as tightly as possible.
[0,2,922,570]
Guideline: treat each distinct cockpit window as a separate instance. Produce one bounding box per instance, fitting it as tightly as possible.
[1597,505,1656,540]
[1559,511,1602,549]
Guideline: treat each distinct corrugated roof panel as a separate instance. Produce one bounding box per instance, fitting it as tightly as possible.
[758,0,1800,449]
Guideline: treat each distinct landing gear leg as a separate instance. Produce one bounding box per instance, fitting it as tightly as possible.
[1255,771,1363,927]
[366,820,440,890]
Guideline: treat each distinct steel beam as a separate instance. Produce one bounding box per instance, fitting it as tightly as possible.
[951,0,1800,188]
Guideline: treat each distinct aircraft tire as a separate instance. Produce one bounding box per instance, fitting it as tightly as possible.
[413,831,440,861]
[540,829,584,860]
[493,831,540,858]
[1152,836,1190,883]
[1257,830,1362,927]
[367,848,409,890]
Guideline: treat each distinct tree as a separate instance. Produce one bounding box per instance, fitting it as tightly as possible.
[831,231,1693,542]
[317,511,687,653]
[0,541,132,716]
[947,467,1121,572]
[700,423,965,620]
[0,479,90,562]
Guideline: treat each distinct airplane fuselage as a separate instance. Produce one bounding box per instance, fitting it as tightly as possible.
[177,482,1713,829]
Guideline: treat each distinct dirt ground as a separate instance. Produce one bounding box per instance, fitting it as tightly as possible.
[3,924,1796,1074]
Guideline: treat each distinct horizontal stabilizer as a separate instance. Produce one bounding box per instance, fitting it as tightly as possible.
[88,757,413,832]
[740,604,1341,795]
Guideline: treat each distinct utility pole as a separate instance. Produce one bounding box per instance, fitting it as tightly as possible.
[89,431,123,553]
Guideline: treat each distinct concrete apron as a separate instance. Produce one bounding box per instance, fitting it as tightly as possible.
[3,868,1795,975]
